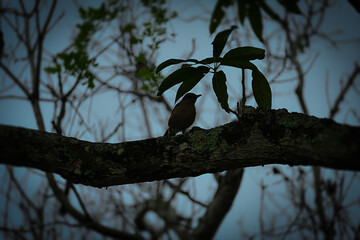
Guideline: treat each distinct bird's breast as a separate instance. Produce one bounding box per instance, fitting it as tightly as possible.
[168,104,196,131]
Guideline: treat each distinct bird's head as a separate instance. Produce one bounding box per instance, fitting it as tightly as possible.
[182,93,201,104]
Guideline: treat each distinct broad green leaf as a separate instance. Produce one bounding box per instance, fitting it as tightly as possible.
[220,59,258,71]
[212,25,238,60]
[252,69,271,109]
[277,0,301,14]
[175,66,210,102]
[156,58,198,74]
[210,0,233,34]
[248,3,263,42]
[212,71,230,112]
[237,0,247,24]
[223,46,265,61]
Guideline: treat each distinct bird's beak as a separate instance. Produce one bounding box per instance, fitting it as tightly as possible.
[196,94,202,98]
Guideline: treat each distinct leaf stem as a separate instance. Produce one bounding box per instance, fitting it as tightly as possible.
[240,68,246,115]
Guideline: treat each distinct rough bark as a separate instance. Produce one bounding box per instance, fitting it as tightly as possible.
[1,107,359,187]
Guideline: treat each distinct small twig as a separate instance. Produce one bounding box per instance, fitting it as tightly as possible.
[229,108,240,120]
[240,68,246,115]
[329,63,360,119]
[165,180,208,208]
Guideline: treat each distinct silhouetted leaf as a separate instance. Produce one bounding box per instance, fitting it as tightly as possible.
[212,71,230,112]
[252,69,271,109]
[198,57,216,64]
[158,67,195,96]
[223,46,265,61]
[175,66,210,102]
[248,3,263,42]
[210,2,225,34]
[237,0,247,24]
[212,25,238,60]
[156,58,198,74]
[210,0,233,34]
[180,63,192,69]
[220,59,257,71]
[277,0,302,14]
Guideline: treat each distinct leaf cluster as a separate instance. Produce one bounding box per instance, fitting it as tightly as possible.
[156,27,272,111]
[44,1,124,88]
[44,0,177,91]
[119,0,177,93]
[135,54,163,93]
[121,0,176,51]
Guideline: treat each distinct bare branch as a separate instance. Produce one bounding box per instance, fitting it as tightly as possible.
[46,173,144,240]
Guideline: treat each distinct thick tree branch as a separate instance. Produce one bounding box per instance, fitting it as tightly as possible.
[192,169,244,240]
[1,107,359,187]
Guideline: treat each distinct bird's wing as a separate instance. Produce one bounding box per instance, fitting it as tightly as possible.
[171,101,181,113]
